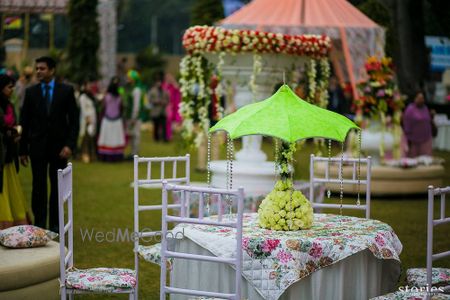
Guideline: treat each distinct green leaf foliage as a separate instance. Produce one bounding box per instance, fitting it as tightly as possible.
[135,46,167,87]
[191,0,224,26]
[67,0,100,84]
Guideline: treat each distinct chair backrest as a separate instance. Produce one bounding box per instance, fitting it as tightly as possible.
[309,154,372,218]
[160,182,244,300]
[133,154,190,231]
[57,163,74,295]
[133,155,190,290]
[427,185,450,289]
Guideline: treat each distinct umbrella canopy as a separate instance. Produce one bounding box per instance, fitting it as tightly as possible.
[210,84,359,143]
[220,0,379,29]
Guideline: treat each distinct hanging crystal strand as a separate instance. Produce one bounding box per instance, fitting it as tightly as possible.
[274,138,279,178]
[327,139,332,199]
[339,142,344,215]
[225,134,230,218]
[206,133,212,215]
[224,135,234,218]
[289,156,294,230]
[226,134,230,191]
[230,138,234,190]
[229,138,234,217]
[357,130,362,206]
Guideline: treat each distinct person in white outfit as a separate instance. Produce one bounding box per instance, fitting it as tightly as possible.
[78,81,97,163]
[97,77,126,161]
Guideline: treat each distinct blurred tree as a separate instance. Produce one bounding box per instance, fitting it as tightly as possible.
[49,48,69,81]
[118,0,193,54]
[135,45,167,87]
[0,43,5,69]
[425,0,450,38]
[357,0,394,56]
[356,0,449,98]
[191,0,224,26]
[67,0,100,84]
[378,0,427,98]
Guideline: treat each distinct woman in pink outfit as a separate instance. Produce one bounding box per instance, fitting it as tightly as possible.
[402,91,433,158]
[161,73,181,141]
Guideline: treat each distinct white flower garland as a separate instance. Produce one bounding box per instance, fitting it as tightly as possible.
[249,53,262,102]
[392,111,402,159]
[215,51,226,120]
[179,54,213,147]
[318,58,330,108]
[306,59,317,103]
[379,112,386,159]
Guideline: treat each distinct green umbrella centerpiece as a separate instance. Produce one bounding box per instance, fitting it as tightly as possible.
[209,84,360,231]
[210,84,359,143]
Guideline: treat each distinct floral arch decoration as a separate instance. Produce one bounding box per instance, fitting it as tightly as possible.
[179,25,333,147]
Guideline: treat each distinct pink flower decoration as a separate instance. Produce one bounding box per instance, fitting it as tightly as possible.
[276,249,293,264]
[308,242,323,258]
[375,234,385,246]
[376,89,386,97]
[262,239,280,252]
[269,271,277,279]
[242,237,249,249]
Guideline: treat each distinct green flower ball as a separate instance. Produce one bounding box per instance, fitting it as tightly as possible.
[258,180,313,231]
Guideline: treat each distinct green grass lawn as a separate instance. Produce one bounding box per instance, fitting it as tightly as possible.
[18,129,450,299]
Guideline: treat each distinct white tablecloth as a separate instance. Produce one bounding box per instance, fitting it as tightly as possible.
[433,117,450,151]
[169,213,402,300]
[171,240,400,300]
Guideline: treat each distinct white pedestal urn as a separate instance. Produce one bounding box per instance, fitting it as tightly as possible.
[361,121,394,165]
[205,53,306,197]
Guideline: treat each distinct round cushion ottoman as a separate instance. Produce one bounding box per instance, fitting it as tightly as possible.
[0,240,60,299]
[314,163,445,196]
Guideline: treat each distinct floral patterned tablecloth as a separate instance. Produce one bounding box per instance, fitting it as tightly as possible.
[173,213,403,300]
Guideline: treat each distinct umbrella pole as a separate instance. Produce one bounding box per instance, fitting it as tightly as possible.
[339,27,358,101]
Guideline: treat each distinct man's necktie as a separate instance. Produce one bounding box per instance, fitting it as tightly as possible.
[44,84,51,114]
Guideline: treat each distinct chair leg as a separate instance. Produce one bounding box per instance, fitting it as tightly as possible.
[129,292,135,300]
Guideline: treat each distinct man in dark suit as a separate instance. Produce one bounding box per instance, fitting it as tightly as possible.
[19,56,79,232]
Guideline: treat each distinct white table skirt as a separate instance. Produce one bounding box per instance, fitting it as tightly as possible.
[433,120,450,151]
[170,238,401,300]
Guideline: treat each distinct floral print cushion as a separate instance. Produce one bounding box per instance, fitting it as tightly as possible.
[65,268,136,292]
[0,225,57,248]
[371,290,450,300]
[407,268,450,287]
[137,243,173,268]
[138,243,162,265]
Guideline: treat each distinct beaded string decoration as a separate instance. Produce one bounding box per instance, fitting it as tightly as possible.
[274,138,279,178]
[357,130,362,206]
[339,142,345,215]
[327,139,332,199]
[225,134,234,217]
[206,133,212,215]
